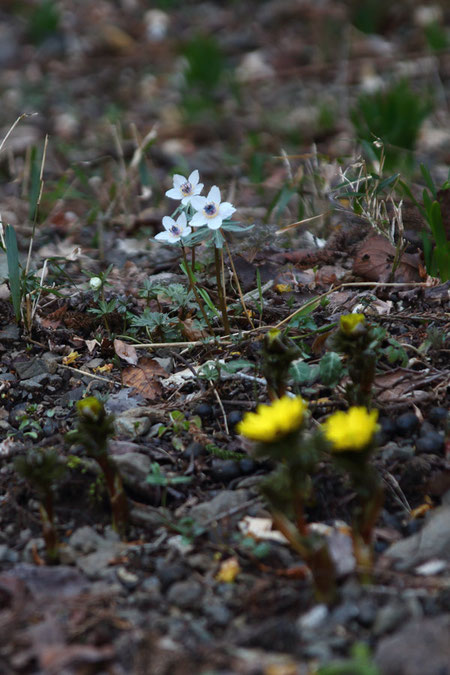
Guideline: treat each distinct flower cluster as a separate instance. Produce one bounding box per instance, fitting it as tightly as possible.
[153,169,236,244]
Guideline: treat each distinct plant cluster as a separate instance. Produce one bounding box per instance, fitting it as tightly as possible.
[237,314,385,602]
[151,169,253,335]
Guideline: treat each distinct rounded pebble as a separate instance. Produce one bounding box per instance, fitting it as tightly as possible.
[210,459,241,483]
[395,413,419,436]
[227,410,243,428]
[415,432,444,455]
[239,458,256,475]
[428,407,448,426]
[194,403,213,419]
[379,417,397,440]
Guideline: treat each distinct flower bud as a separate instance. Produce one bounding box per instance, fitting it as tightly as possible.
[90,276,102,291]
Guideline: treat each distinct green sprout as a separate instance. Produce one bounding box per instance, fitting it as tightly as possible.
[15,448,66,563]
[66,397,128,537]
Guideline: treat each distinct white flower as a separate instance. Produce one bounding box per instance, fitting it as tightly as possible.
[190,186,236,230]
[154,212,192,244]
[89,277,102,290]
[165,169,203,205]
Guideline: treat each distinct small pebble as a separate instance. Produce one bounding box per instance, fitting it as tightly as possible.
[155,561,188,590]
[116,566,139,591]
[227,410,243,428]
[428,407,448,426]
[194,403,213,419]
[379,417,397,440]
[239,458,256,475]
[395,412,419,436]
[210,459,241,483]
[415,432,444,455]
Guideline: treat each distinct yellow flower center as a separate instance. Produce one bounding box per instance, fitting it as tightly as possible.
[237,396,308,442]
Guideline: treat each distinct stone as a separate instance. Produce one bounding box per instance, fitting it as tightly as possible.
[210,459,241,483]
[0,544,19,563]
[188,489,250,527]
[373,602,410,636]
[113,452,152,492]
[69,526,104,554]
[375,615,450,675]
[166,579,203,609]
[14,358,49,381]
[395,413,419,436]
[384,503,450,570]
[114,413,152,438]
[415,432,445,455]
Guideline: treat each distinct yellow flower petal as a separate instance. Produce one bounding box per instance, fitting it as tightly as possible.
[237,396,307,442]
[340,313,365,335]
[322,407,379,452]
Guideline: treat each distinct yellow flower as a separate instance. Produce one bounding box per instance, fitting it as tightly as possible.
[237,396,307,442]
[323,407,379,452]
[340,313,365,335]
[77,396,103,422]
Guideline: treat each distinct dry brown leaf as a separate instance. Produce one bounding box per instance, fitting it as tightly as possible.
[122,357,168,401]
[353,234,422,282]
[374,369,430,403]
[179,318,209,341]
[114,338,138,365]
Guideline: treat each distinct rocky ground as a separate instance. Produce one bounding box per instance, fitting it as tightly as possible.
[0,1,449,674]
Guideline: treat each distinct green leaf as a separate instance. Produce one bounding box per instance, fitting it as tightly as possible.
[220,223,254,232]
[289,360,318,385]
[319,352,342,386]
[5,224,21,322]
[420,163,437,199]
[221,359,255,373]
[429,201,447,250]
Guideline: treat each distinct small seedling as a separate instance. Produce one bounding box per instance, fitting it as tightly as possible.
[146,462,191,507]
[66,397,128,537]
[15,448,66,563]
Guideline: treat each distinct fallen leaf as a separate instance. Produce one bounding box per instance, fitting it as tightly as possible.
[238,516,288,544]
[215,557,241,583]
[62,351,80,365]
[114,338,138,365]
[179,318,209,341]
[122,357,168,401]
[353,234,422,282]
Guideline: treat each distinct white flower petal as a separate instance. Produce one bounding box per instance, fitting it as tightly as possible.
[172,174,186,188]
[162,215,175,230]
[188,169,199,186]
[177,212,187,227]
[181,226,192,237]
[166,187,182,200]
[207,215,223,230]
[155,231,175,242]
[208,185,221,203]
[219,202,236,219]
[190,212,208,227]
[191,196,206,211]
[193,182,204,195]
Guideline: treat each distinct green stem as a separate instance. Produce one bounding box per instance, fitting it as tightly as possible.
[181,246,214,336]
[96,455,128,538]
[214,244,230,335]
[40,493,59,563]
